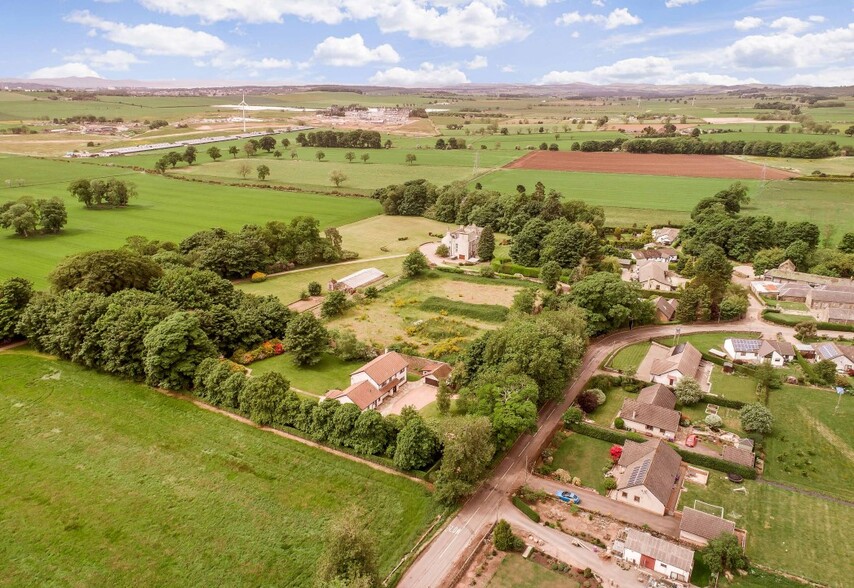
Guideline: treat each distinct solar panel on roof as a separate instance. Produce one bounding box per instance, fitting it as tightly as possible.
[732,339,761,352]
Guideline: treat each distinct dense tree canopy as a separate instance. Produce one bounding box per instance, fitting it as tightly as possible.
[143,311,216,390]
[568,272,654,335]
[50,249,163,295]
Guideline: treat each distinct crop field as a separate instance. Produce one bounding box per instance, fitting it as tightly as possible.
[0,156,380,286]
[677,474,853,587]
[474,169,758,227]
[0,350,437,587]
[505,151,797,180]
[764,385,853,502]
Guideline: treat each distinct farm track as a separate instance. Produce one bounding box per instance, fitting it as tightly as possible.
[757,478,854,507]
[504,150,799,180]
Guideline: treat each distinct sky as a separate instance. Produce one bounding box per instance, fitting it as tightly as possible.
[2,0,853,87]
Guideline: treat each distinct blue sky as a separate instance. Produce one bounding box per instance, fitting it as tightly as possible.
[2,0,853,86]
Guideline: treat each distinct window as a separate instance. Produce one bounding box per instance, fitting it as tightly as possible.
[645,425,653,431]
[621,492,628,498]
[633,496,640,503]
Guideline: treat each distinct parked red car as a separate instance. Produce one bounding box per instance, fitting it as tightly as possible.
[685,434,698,448]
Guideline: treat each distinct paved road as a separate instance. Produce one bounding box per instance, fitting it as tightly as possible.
[398,311,847,588]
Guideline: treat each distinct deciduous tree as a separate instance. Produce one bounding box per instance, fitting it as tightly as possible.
[143,311,216,390]
[285,312,328,366]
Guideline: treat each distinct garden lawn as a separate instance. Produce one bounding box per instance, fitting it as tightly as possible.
[0,156,380,287]
[709,368,759,404]
[0,350,437,587]
[677,474,853,587]
[249,352,362,396]
[589,387,633,428]
[607,342,650,372]
[487,553,580,588]
[763,384,854,502]
[551,433,614,495]
[654,332,758,355]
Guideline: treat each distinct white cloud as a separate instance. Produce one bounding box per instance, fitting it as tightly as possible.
[734,16,762,31]
[808,15,825,23]
[664,0,700,7]
[769,16,812,34]
[591,0,604,6]
[520,0,559,5]
[65,10,226,56]
[369,62,469,86]
[139,0,351,25]
[465,55,488,69]
[537,56,757,85]
[312,34,400,66]
[721,24,854,69]
[555,7,641,30]
[64,49,142,71]
[571,31,580,38]
[501,64,515,73]
[29,63,102,79]
[375,1,530,48]
[787,66,854,86]
[202,56,293,71]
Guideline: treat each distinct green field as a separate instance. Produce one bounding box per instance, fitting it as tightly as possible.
[763,385,853,501]
[250,352,361,396]
[0,350,437,587]
[0,155,380,286]
[551,433,614,495]
[475,169,757,227]
[487,553,580,588]
[677,474,853,587]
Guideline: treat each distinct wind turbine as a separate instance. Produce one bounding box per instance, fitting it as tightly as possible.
[238,91,248,133]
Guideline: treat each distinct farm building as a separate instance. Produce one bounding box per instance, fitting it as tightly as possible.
[616,528,694,582]
[613,439,682,516]
[325,352,408,410]
[635,261,674,291]
[399,354,452,386]
[631,247,678,263]
[650,342,702,387]
[827,308,854,326]
[327,267,386,293]
[764,264,854,288]
[679,507,736,547]
[617,384,680,440]
[807,287,854,321]
[652,227,680,245]
[723,338,795,366]
[749,281,779,299]
[777,283,811,302]
[652,297,679,322]
[813,342,854,374]
[441,225,483,261]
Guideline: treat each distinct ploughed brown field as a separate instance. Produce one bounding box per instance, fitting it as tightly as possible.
[504,151,799,180]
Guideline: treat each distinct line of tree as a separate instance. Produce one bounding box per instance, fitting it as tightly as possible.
[567,136,840,159]
[0,197,67,237]
[67,178,136,207]
[295,130,383,149]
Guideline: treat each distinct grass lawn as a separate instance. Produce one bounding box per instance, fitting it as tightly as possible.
[249,352,362,395]
[709,368,760,404]
[677,474,853,587]
[551,432,614,495]
[680,401,744,436]
[763,385,853,502]
[237,257,404,304]
[654,332,759,355]
[0,155,381,287]
[768,300,809,312]
[608,342,650,372]
[589,387,633,428]
[487,553,580,588]
[0,350,437,587]
[337,215,452,259]
[763,311,813,326]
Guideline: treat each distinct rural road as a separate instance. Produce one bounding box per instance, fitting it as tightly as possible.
[398,311,848,588]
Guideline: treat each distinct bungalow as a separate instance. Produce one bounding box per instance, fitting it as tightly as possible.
[723,338,795,366]
[441,224,483,261]
[679,507,736,547]
[650,342,702,387]
[618,384,680,440]
[813,342,854,374]
[614,439,682,516]
[652,227,680,246]
[652,296,679,322]
[619,528,694,582]
[632,247,678,263]
[635,261,674,291]
[325,351,408,410]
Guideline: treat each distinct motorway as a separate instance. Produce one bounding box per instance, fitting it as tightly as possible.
[398,302,844,588]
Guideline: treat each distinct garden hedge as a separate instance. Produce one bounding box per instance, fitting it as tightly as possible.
[700,394,746,409]
[567,422,644,443]
[512,496,541,523]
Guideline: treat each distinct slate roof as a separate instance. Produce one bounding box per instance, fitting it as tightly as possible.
[680,507,736,541]
[809,289,854,305]
[650,342,702,378]
[728,338,762,353]
[633,247,678,261]
[637,262,672,287]
[814,342,845,360]
[652,296,679,321]
[619,399,680,433]
[637,383,677,409]
[617,439,682,507]
[624,528,694,572]
[828,308,854,323]
[763,340,795,358]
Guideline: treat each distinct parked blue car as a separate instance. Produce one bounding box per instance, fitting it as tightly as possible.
[555,490,581,504]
